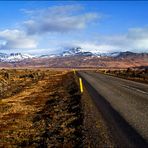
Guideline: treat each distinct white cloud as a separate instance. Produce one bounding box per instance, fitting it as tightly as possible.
[92,27,148,52]
[0,4,148,54]
[127,27,148,40]
[54,26,148,53]
[0,5,101,50]
[50,40,117,53]
[74,42,118,53]
[0,29,37,49]
[23,5,100,35]
[125,27,148,51]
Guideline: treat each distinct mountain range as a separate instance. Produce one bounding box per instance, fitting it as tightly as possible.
[0,53,34,62]
[0,47,148,68]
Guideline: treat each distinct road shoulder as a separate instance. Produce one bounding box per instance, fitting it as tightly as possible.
[81,84,116,147]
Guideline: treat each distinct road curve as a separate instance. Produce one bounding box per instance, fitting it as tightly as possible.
[78,71,148,147]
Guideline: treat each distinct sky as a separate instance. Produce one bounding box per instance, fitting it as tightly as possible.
[0,1,148,55]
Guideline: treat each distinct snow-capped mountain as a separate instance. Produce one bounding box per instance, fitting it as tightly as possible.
[61,47,82,56]
[60,47,95,57]
[0,47,147,63]
[0,53,34,62]
[60,47,148,58]
[59,47,128,57]
[0,53,8,57]
[99,52,121,57]
[58,47,128,57]
[39,54,57,58]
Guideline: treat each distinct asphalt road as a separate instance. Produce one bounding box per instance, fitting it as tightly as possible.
[78,71,148,147]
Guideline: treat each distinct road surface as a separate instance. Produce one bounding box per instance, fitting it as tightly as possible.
[78,71,148,147]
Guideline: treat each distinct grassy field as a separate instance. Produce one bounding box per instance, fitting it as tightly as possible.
[0,69,83,147]
[0,69,45,99]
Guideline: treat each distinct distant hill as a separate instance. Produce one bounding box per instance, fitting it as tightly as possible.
[0,53,34,62]
[0,48,148,68]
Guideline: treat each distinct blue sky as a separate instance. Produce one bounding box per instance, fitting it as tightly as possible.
[0,1,148,55]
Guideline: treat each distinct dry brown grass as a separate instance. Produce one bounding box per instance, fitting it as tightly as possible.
[0,69,82,147]
[96,68,148,84]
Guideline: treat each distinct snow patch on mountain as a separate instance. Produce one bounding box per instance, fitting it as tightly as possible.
[0,53,34,62]
[39,54,57,58]
[0,47,147,63]
[60,47,95,57]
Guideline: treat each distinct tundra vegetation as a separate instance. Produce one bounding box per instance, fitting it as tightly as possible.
[97,68,148,84]
[0,69,83,147]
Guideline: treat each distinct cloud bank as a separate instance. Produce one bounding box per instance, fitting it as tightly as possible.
[0,5,100,51]
[0,4,148,54]
[97,27,148,52]
[0,29,37,49]
[23,5,99,35]
[54,26,148,53]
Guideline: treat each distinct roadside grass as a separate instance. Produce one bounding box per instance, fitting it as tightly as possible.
[96,68,148,84]
[0,69,83,147]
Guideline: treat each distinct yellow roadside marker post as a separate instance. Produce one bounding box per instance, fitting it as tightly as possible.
[73,69,76,75]
[79,78,83,93]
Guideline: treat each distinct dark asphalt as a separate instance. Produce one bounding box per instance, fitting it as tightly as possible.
[78,71,148,147]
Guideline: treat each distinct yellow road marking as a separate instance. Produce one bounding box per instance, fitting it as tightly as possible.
[79,78,83,93]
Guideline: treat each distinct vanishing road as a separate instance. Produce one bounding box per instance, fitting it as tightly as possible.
[78,71,148,147]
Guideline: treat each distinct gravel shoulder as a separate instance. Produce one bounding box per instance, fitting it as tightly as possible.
[81,83,116,147]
